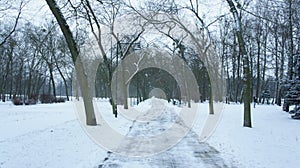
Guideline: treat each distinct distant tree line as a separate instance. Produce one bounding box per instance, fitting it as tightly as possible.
[0,21,74,103]
[1,0,299,124]
[218,0,300,106]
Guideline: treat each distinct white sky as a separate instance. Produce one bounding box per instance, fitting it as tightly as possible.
[2,0,231,28]
[21,0,52,25]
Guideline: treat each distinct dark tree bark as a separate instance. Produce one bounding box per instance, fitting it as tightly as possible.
[0,2,23,47]
[46,0,96,125]
[287,0,294,80]
[256,31,261,101]
[54,57,69,101]
[226,0,252,127]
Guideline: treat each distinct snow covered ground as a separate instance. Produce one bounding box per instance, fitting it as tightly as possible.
[208,103,300,168]
[0,99,299,168]
[0,101,106,168]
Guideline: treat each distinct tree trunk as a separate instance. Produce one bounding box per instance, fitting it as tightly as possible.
[55,56,69,101]
[2,46,13,102]
[226,0,252,127]
[122,62,128,109]
[46,0,96,125]
[232,35,238,103]
[261,31,268,104]
[274,29,280,105]
[256,39,261,100]
[209,82,214,114]
[49,66,56,98]
[287,0,294,80]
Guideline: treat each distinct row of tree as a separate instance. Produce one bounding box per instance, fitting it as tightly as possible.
[218,0,300,107]
[1,0,299,125]
[0,20,73,103]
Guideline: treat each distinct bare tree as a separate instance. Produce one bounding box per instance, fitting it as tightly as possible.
[226,0,252,127]
[54,36,72,101]
[45,0,97,125]
[127,0,223,115]
[0,1,24,47]
[80,0,146,116]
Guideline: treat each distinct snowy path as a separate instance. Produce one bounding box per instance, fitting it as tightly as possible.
[97,98,232,168]
[99,132,230,168]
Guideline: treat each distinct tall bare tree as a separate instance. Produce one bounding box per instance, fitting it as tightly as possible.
[81,0,146,115]
[226,0,252,127]
[45,0,97,125]
[0,1,24,47]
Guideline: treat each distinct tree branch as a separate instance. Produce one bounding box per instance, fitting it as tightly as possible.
[0,1,23,47]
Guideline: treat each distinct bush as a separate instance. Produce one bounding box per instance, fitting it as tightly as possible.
[12,98,23,105]
[40,94,66,103]
[40,94,56,104]
[55,97,66,103]
[25,98,37,105]
[28,94,39,101]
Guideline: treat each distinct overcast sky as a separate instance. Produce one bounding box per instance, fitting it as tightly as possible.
[10,0,229,28]
[21,0,52,25]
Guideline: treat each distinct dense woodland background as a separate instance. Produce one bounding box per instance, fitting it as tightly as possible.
[0,0,299,111]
